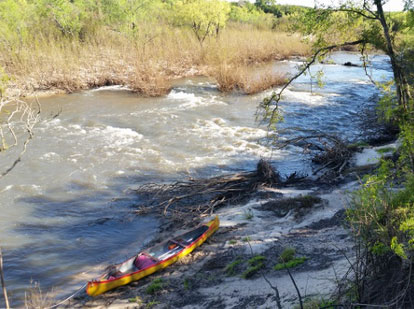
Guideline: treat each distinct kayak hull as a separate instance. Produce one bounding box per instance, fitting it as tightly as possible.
[86,216,219,296]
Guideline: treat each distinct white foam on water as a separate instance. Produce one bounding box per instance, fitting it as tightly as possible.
[40,152,61,161]
[349,79,372,85]
[187,118,280,160]
[282,89,333,106]
[88,85,131,92]
[160,90,227,112]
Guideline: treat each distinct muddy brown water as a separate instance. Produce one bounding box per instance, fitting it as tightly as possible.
[0,52,392,306]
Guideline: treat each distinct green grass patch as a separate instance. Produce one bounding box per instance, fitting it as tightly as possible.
[376,147,395,154]
[146,300,160,309]
[247,255,265,265]
[228,239,237,245]
[274,256,307,270]
[298,297,336,309]
[279,247,295,262]
[242,255,266,279]
[128,296,143,304]
[146,278,164,295]
[225,258,244,276]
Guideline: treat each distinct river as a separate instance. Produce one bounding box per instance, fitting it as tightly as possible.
[0,52,392,306]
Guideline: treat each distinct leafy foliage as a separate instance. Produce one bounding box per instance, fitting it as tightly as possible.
[174,0,230,45]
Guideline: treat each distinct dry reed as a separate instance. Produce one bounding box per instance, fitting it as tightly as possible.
[212,64,288,94]
[1,25,309,97]
[24,282,54,309]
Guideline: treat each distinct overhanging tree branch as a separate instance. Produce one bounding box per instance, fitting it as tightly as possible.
[334,7,378,20]
[259,39,365,127]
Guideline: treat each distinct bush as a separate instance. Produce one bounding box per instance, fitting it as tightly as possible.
[347,160,414,259]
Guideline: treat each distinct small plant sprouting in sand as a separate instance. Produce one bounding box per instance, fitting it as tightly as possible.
[280,247,296,262]
[242,255,266,279]
[128,296,144,304]
[274,247,308,271]
[242,236,251,242]
[225,257,244,276]
[244,209,254,220]
[146,299,161,309]
[225,255,266,278]
[228,239,237,245]
[146,278,164,295]
[183,277,193,290]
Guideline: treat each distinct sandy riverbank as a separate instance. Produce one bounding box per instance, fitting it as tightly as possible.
[62,183,357,308]
[56,142,397,309]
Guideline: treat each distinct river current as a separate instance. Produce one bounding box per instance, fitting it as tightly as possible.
[0,52,392,305]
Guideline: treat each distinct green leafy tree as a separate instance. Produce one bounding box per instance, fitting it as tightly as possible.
[174,0,231,46]
[229,2,274,29]
[254,0,282,18]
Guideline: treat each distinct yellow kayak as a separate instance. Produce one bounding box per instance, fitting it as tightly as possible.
[86,216,219,296]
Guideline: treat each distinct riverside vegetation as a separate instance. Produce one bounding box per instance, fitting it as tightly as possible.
[0,0,310,98]
[2,0,414,308]
[259,1,414,306]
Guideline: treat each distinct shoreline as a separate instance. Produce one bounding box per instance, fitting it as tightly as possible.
[62,141,397,308]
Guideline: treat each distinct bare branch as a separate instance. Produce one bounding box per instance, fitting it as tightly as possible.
[259,39,365,128]
[0,247,10,309]
[0,96,41,178]
[333,7,378,20]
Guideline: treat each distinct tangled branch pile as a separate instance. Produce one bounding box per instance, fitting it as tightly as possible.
[278,134,352,181]
[134,160,282,222]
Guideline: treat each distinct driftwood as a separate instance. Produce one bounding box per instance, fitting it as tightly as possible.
[0,248,10,309]
[278,134,352,181]
[134,160,283,222]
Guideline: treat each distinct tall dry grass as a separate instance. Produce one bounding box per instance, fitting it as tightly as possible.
[1,25,309,97]
[24,282,55,309]
[212,64,287,94]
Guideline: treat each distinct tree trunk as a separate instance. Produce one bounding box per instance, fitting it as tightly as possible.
[374,0,411,112]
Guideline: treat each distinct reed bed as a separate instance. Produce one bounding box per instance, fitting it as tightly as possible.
[1,26,309,97]
[212,64,288,94]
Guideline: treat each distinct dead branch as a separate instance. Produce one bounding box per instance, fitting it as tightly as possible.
[278,134,352,181]
[134,159,283,223]
[258,39,364,128]
[0,96,40,178]
[0,248,10,309]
